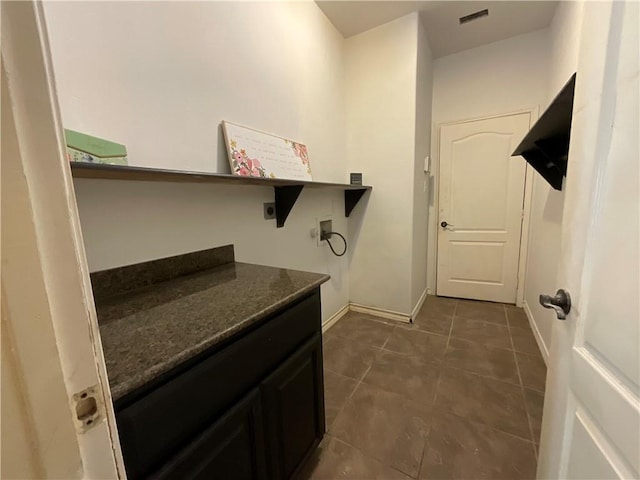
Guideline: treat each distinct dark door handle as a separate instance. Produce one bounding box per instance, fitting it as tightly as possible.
[539,289,571,320]
[441,221,453,228]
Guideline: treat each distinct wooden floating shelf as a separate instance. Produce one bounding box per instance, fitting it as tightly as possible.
[70,162,372,228]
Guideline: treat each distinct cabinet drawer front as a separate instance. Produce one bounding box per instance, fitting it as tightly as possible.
[149,389,266,480]
[117,291,320,479]
[261,333,325,480]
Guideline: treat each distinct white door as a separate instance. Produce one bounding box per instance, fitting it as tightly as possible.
[538,2,639,478]
[437,113,531,303]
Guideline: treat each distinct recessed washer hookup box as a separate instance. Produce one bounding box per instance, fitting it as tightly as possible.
[65,129,128,166]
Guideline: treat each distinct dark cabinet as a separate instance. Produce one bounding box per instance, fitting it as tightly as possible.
[116,290,325,480]
[151,389,267,480]
[261,334,325,480]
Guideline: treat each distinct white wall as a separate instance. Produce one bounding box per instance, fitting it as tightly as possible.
[428,29,551,296]
[43,1,351,323]
[345,13,423,316]
[524,2,584,360]
[411,17,433,313]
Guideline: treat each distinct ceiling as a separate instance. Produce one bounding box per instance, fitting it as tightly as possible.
[316,1,558,58]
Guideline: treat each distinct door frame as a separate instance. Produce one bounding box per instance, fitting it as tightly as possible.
[429,107,539,306]
[2,1,125,477]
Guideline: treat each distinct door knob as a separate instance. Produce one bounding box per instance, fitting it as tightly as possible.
[440,221,453,228]
[539,289,571,320]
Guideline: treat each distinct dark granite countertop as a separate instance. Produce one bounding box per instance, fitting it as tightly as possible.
[94,250,329,402]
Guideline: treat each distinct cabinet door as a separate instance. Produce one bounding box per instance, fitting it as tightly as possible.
[261,333,325,480]
[150,389,267,480]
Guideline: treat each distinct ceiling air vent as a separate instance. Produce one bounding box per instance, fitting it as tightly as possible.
[459,9,489,24]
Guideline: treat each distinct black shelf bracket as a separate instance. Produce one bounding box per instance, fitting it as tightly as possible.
[344,189,368,217]
[274,185,304,228]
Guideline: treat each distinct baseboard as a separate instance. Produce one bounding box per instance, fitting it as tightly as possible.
[322,304,350,333]
[410,288,428,320]
[523,299,550,365]
[348,303,411,324]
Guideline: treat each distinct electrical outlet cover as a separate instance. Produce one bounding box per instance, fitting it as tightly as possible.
[316,216,332,246]
[264,202,276,220]
[319,220,332,240]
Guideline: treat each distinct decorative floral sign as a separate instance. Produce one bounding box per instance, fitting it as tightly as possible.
[222,121,313,181]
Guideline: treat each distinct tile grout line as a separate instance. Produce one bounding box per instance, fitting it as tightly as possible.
[324,365,367,384]
[441,364,522,388]
[350,364,372,398]
[416,298,458,480]
[360,321,450,411]
[504,304,539,461]
[440,308,526,354]
[445,335,517,354]
[326,300,538,478]
[330,301,538,477]
[443,408,539,445]
[445,304,531,386]
[378,336,448,357]
[323,323,386,431]
[453,317,510,328]
[327,433,418,479]
[430,301,541,446]
[343,328,387,401]
[324,359,375,432]
[379,325,394,351]
[430,298,458,407]
[437,303,540,447]
[326,326,422,480]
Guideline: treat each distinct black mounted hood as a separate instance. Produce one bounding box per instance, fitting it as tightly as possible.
[512,74,576,190]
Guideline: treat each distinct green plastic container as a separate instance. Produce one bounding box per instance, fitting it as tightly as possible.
[65,129,128,165]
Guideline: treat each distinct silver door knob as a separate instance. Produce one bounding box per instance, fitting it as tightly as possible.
[539,289,571,320]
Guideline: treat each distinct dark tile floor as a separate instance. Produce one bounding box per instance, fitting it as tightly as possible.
[300,295,547,480]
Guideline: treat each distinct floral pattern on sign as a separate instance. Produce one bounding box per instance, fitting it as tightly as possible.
[287,140,312,174]
[230,140,267,177]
